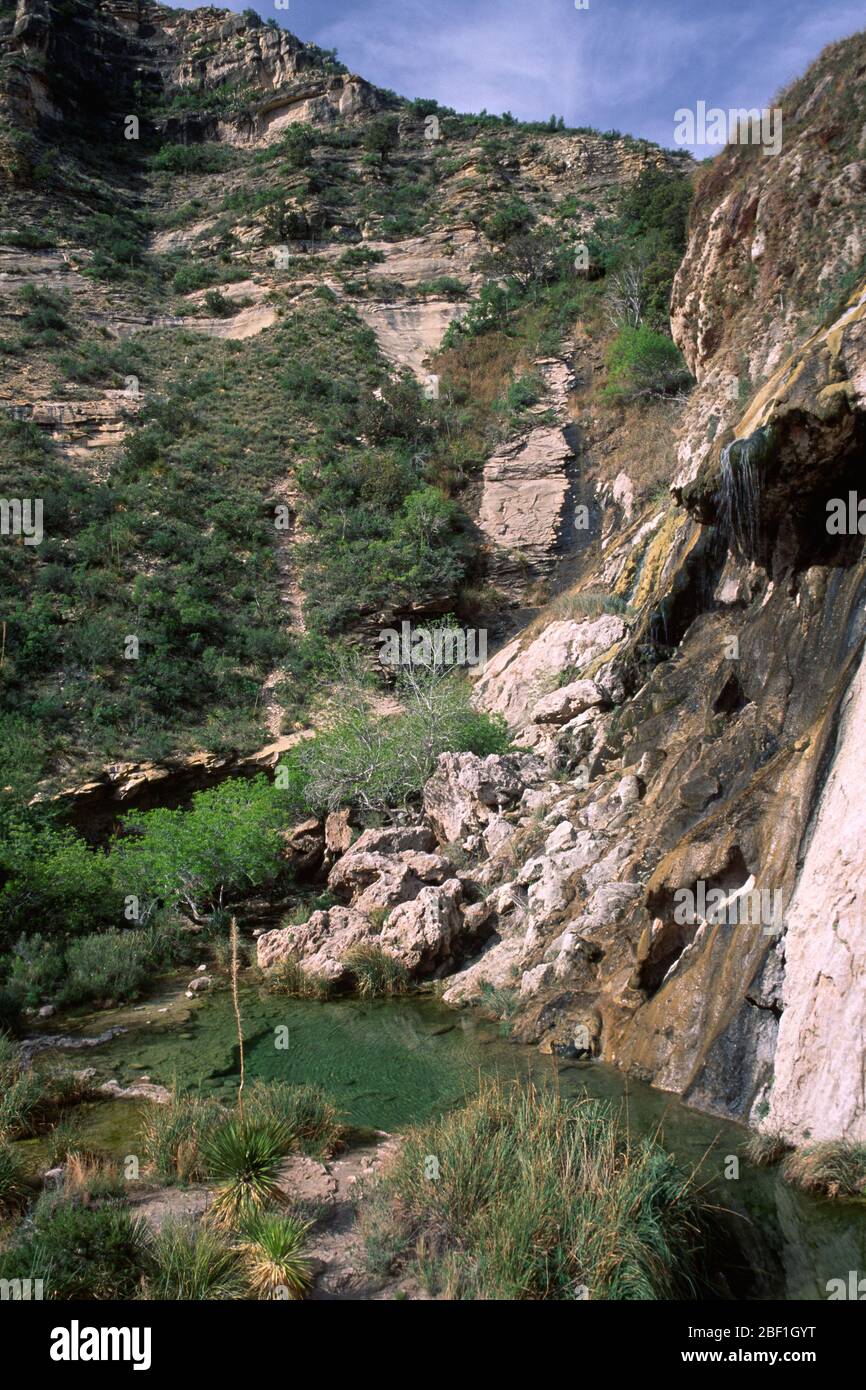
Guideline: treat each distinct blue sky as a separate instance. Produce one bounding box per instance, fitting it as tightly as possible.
[177,0,864,154]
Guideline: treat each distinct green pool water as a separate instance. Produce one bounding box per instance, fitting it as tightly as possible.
[35,977,866,1301]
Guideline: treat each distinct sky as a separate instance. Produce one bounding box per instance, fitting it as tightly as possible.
[176,0,864,155]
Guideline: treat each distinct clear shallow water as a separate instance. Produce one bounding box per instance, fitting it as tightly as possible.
[38,980,866,1301]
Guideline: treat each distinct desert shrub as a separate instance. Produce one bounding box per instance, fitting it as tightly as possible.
[361,1079,714,1299]
[57,930,158,1007]
[204,1117,293,1227]
[485,197,535,243]
[337,246,385,270]
[152,143,234,173]
[295,667,510,815]
[604,325,692,402]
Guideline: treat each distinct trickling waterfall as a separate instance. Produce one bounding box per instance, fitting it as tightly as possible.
[719,428,767,558]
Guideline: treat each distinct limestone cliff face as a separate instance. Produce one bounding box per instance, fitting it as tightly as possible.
[446,33,866,1142]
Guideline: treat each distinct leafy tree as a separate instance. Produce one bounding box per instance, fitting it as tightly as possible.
[114,776,288,924]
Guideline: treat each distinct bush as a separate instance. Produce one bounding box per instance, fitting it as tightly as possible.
[58,930,157,1007]
[114,776,288,925]
[0,1197,153,1299]
[360,1079,714,1299]
[0,820,121,952]
[295,666,510,815]
[152,143,234,174]
[604,325,692,402]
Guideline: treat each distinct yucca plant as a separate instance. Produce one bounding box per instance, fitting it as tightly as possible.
[147,1217,246,1300]
[204,1117,292,1228]
[239,1209,314,1299]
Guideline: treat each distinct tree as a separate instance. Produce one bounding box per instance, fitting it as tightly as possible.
[114,777,287,924]
[362,116,400,162]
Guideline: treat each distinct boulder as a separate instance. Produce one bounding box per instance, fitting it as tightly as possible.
[531,679,608,725]
[422,751,543,844]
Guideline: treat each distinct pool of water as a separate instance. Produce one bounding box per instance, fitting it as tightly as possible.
[36,977,866,1301]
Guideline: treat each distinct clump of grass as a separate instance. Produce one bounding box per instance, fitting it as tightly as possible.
[239,1209,314,1299]
[61,1152,127,1204]
[244,1080,343,1158]
[263,956,335,1000]
[360,1078,715,1300]
[203,1117,292,1228]
[140,1090,227,1183]
[782,1141,866,1198]
[0,1195,152,1299]
[742,1130,792,1169]
[343,944,409,999]
[477,982,520,1033]
[0,1141,30,1216]
[147,1217,246,1300]
[44,1112,95,1167]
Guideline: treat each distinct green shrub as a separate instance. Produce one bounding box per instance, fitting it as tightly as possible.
[361,1079,714,1299]
[244,1080,343,1156]
[0,820,121,951]
[114,776,288,925]
[604,325,692,402]
[0,1197,152,1299]
[295,667,510,815]
[152,143,234,174]
[58,930,157,1007]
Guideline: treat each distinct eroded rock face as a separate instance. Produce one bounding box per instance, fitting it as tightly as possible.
[422,751,545,844]
[475,616,626,731]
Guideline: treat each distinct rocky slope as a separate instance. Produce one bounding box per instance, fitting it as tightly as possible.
[262,29,866,1145]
